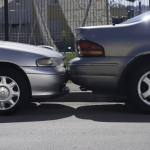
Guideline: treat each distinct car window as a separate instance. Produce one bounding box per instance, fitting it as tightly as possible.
[121,11,150,24]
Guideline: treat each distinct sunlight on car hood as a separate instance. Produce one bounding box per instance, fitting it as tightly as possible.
[0,41,62,58]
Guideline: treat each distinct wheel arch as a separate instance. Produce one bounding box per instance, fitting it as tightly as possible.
[118,54,150,96]
[0,61,32,99]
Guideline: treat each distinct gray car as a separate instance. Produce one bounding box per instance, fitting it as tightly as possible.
[0,41,68,114]
[68,11,150,113]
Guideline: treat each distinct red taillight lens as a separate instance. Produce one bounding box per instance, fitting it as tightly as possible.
[76,39,105,57]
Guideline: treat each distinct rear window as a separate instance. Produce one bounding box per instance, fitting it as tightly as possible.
[121,11,150,24]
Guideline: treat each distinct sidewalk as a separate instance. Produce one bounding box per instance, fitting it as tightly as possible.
[53,83,128,102]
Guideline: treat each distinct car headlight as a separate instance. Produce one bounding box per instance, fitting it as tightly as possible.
[36,58,64,67]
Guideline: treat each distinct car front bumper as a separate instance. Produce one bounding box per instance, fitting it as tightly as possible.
[22,66,69,99]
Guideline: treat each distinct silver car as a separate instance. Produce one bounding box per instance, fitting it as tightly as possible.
[0,41,68,114]
[38,45,57,51]
[68,11,150,113]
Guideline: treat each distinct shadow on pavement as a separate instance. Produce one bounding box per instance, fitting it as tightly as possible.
[0,103,75,123]
[0,101,150,123]
[75,102,150,122]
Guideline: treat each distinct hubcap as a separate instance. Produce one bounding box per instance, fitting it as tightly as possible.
[0,76,20,110]
[0,87,10,100]
[138,71,150,106]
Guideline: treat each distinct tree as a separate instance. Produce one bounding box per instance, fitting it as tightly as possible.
[58,0,112,36]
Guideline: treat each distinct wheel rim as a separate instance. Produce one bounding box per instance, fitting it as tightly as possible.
[138,71,150,106]
[0,76,20,110]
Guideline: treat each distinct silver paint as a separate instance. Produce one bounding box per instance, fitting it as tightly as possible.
[27,74,67,96]
[76,19,150,57]
[0,76,20,110]
[22,66,66,75]
[68,57,133,76]
[138,71,150,106]
[71,75,119,92]
[0,41,63,66]
[68,11,150,92]
[0,41,67,98]
[68,57,133,91]
[0,87,10,100]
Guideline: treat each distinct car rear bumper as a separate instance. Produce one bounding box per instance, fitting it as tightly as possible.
[70,75,119,92]
[67,57,133,93]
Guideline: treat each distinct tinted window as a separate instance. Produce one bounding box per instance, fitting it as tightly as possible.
[121,11,150,24]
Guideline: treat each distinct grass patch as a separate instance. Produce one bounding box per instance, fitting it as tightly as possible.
[67,80,72,83]
[61,53,77,84]
[62,52,78,64]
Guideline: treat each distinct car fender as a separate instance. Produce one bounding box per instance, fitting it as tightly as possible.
[118,54,150,95]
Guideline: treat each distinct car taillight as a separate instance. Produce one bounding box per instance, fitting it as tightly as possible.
[76,39,105,57]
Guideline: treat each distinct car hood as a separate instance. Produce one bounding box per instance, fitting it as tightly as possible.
[0,41,62,58]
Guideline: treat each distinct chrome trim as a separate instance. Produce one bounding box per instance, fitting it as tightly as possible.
[138,71,150,106]
[0,76,20,110]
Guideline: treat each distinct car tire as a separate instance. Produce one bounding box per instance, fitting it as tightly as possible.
[129,63,150,113]
[0,69,28,114]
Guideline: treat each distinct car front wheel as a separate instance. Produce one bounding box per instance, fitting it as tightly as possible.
[0,69,28,114]
[129,63,150,113]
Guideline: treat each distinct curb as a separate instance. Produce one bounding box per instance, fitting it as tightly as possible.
[50,92,128,102]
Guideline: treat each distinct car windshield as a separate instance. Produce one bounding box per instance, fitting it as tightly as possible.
[121,11,150,24]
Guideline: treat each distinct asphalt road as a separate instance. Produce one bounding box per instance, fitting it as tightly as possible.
[0,102,150,150]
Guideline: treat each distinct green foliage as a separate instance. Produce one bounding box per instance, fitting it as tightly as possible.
[67,80,72,83]
[62,52,78,64]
